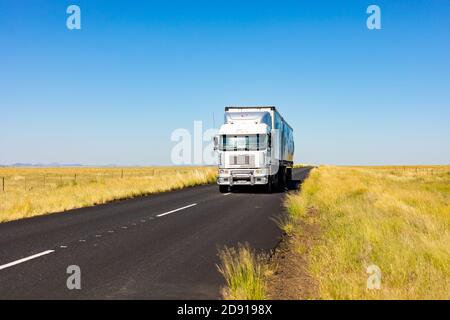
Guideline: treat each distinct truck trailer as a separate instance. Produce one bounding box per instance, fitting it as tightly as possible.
[214,106,294,193]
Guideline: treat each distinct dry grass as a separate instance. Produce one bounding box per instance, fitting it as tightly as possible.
[284,165,450,299]
[0,166,216,223]
[293,164,311,168]
[218,244,270,300]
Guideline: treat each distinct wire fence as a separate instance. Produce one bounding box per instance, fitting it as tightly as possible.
[369,166,450,175]
[349,166,450,182]
[0,167,213,192]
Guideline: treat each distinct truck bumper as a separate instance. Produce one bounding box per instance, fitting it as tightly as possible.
[217,169,269,186]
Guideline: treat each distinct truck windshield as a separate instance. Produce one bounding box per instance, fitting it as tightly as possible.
[219,134,267,151]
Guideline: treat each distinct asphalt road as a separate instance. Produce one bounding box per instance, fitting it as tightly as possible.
[0,167,312,299]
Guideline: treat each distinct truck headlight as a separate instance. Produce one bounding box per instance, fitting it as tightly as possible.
[219,169,229,175]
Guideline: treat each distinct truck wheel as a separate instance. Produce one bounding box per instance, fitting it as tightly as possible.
[286,168,292,182]
[265,179,272,193]
[277,167,285,190]
[219,185,229,193]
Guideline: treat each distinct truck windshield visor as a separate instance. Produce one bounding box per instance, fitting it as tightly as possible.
[219,134,267,151]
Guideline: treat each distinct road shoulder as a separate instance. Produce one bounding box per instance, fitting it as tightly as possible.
[266,207,320,299]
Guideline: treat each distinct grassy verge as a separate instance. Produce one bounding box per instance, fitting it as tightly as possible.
[0,166,216,223]
[217,244,269,300]
[283,166,450,299]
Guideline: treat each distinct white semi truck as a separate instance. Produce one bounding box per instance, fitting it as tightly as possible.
[214,106,294,193]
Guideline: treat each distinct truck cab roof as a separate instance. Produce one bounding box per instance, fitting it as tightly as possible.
[225,111,272,127]
[218,123,270,135]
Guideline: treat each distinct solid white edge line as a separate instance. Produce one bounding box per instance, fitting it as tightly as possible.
[0,250,55,271]
[223,193,231,196]
[156,203,198,218]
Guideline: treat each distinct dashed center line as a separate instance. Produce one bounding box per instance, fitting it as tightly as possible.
[156,203,198,217]
[0,250,55,271]
[1,202,201,272]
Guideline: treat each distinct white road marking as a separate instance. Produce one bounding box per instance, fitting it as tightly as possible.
[60,245,68,249]
[156,203,198,218]
[223,193,231,196]
[95,234,102,237]
[0,250,55,271]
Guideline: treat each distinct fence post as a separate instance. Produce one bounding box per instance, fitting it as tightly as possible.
[121,169,124,179]
[2,177,4,192]
[74,173,77,182]
[43,175,46,188]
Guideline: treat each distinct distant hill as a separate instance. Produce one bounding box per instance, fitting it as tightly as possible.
[1,163,118,168]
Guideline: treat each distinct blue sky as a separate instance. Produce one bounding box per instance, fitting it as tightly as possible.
[0,0,449,165]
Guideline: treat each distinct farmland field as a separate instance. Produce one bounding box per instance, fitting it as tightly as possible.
[279,165,450,299]
[0,166,216,223]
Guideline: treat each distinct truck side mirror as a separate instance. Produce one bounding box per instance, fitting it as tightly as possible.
[213,136,219,151]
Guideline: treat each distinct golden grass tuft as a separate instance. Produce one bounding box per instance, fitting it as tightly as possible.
[218,244,269,300]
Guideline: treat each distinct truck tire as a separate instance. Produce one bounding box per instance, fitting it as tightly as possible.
[219,185,229,193]
[265,178,273,193]
[286,168,293,182]
[277,166,285,190]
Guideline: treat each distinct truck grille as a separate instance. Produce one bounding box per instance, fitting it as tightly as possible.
[229,155,255,167]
